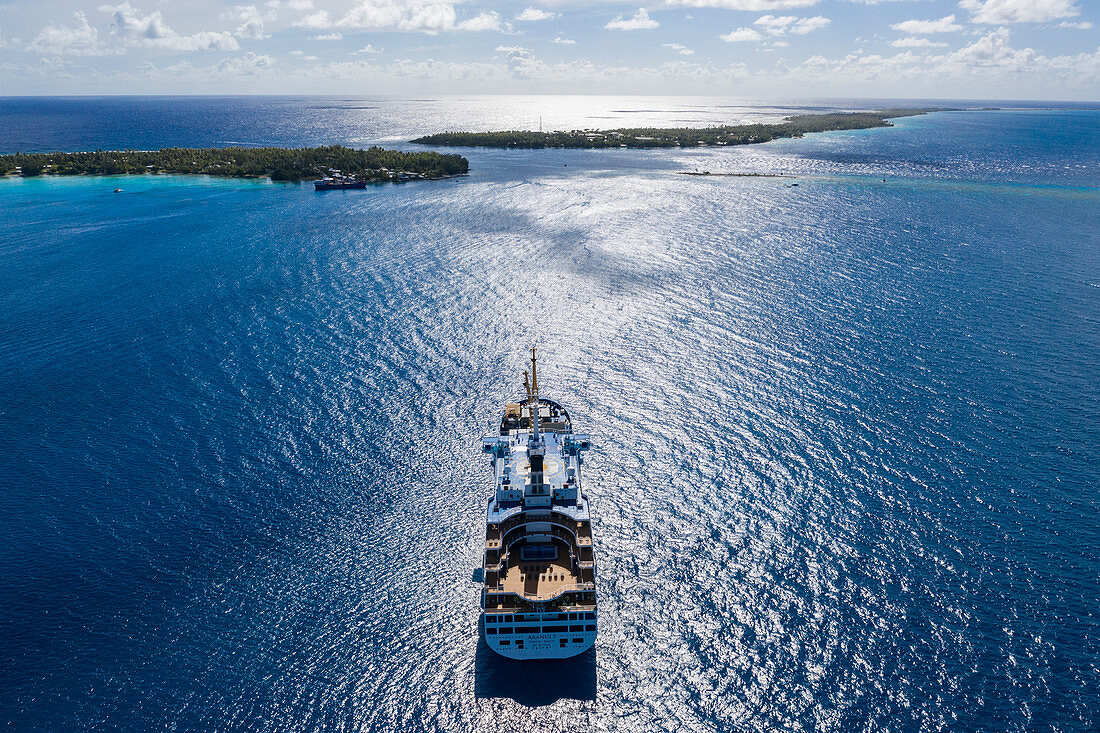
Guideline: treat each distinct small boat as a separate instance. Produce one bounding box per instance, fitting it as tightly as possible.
[313,177,368,191]
[113,188,122,193]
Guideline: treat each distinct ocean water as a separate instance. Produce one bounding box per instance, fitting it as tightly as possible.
[1,97,1098,731]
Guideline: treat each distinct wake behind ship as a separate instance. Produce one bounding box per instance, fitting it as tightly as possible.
[480,349,597,659]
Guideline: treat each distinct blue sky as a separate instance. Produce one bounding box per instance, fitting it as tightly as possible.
[0,0,1097,98]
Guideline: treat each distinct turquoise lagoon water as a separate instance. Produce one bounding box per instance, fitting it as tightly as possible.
[0,98,1098,731]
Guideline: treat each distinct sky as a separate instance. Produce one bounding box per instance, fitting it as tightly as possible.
[0,0,1097,98]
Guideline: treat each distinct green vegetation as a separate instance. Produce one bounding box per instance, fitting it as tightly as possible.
[412,109,944,150]
[0,145,469,181]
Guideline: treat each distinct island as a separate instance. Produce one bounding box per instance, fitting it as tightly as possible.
[0,145,469,182]
[411,109,944,149]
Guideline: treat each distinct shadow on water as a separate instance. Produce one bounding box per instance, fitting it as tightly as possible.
[474,635,597,705]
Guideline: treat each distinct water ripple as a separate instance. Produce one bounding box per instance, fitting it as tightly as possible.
[1,106,1098,732]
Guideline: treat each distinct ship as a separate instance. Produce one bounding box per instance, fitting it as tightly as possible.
[480,348,597,659]
[312,174,368,190]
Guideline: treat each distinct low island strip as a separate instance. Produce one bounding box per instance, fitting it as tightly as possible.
[0,145,469,182]
[411,109,945,149]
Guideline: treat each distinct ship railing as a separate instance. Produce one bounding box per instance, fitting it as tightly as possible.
[496,508,587,534]
[556,603,596,612]
[499,518,591,548]
[485,582,596,604]
[498,527,585,558]
[485,583,597,593]
[482,597,597,613]
[524,582,596,602]
[484,585,596,597]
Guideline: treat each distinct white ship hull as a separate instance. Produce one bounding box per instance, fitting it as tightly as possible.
[479,350,598,661]
[482,609,597,660]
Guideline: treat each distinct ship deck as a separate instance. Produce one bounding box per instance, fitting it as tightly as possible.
[498,555,578,600]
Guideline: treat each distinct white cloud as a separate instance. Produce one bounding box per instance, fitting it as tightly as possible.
[217,51,274,74]
[27,30,1100,96]
[936,27,1036,70]
[790,15,829,34]
[490,45,553,79]
[930,28,1100,83]
[756,14,792,33]
[663,42,695,55]
[287,53,752,89]
[455,11,505,31]
[162,60,193,73]
[101,3,169,41]
[666,0,817,9]
[1058,21,1092,29]
[515,7,556,21]
[101,3,240,50]
[285,0,314,9]
[755,14,794,34]
[114,52,281,85]
[311,32,343,40]
[29,12,113,55]
[228,5,274,40]
[720,26,763,41]
[553,35,576,44]
[754,14,830,35]
[354,43,382,53]
[891,36,948,47]
[779,28,1100,91]
[295,0,505,33]
[606,8,659,30]
[337,1,413,30]
[399,5,458,31]
[165,31,239,50]
[293,10,331,28]
[959,0,1080,24]
[891,14,963,34]
[791,50,929,84]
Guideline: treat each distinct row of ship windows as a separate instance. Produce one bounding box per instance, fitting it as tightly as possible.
[485,612,595,624]
[487,624,596,635]
[498,639,586,648]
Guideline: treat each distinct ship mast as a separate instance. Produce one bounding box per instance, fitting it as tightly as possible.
[528,346,541,443]
[530,346,539,397]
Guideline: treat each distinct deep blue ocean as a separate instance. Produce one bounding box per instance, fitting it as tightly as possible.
[1,97,1098,731]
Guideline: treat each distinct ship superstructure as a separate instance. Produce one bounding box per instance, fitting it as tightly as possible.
[480,349,596,659]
